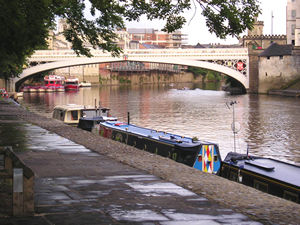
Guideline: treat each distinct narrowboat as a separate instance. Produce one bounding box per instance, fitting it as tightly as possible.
[96,119,299,203]
[77,107,117,131]
[65,77,79,91]
[52,104,96,125]
[219,152,300,203]
[97,121,221,173]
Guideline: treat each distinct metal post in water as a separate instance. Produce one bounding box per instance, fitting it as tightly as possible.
[227,101,238,152]
[232,101,236,152]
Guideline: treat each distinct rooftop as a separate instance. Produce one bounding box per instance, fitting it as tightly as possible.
[259,43,293,57]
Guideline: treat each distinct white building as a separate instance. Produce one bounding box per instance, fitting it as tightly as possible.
[286,0,300,46]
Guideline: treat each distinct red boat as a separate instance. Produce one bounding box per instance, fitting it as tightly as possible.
[65,77,79,91]
[44,75,65,92]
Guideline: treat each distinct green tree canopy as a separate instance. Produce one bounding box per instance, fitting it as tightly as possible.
[0,0,260,79]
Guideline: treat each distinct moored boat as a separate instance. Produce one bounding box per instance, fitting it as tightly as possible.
[219,152,300,203]
[78,107,117,131]
[52,104,96,125]
[44,75,65,92]
[219,100,300,203]
[65,77,79,91]
[22,86,30,93]
[79,81,92,87]
[97,120,221,172]
[37,86,47,92]
[29,86,38,93]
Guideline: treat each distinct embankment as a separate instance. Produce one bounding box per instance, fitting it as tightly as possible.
[2,99,300,224]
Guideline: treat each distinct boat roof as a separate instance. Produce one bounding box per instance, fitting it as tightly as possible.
[54,104,95,111]
[101,121,217,147]
[44,75,64,80]
[224,152,300,187]
[65,77,79,81]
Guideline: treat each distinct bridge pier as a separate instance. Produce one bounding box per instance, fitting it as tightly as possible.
[248,48,263,94]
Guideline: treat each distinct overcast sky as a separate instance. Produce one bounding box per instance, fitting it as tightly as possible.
[126,0,287,45]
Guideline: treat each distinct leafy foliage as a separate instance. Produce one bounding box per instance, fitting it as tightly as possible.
[198,0,260,38]
[0,0,260,79]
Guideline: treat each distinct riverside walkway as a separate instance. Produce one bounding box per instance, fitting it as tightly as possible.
[0,99,299,224]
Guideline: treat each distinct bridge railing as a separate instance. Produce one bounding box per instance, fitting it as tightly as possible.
[30,48,248,61]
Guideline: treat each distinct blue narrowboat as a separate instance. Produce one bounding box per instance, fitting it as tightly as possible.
[98,121,222,174]
[76,101,299,204]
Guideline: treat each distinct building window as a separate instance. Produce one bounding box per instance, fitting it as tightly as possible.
[267,56,270,60]
[292,24,296,35]
[292,10,296,18]
[279,55,283,59]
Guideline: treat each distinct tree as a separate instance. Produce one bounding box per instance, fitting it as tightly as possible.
[0,0,260,79]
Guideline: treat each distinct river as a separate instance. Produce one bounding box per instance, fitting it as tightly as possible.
[18,83,300,165]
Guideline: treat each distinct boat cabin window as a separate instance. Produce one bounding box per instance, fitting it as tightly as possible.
[82,110,98,118]
[214,155,218,162]
[283,191,298,203]
[254,179,268,193]
[70,111,79,120]
[53,109,65,121]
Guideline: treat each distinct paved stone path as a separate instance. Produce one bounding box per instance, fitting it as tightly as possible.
[0,100,300,224]
[0,115,261,224]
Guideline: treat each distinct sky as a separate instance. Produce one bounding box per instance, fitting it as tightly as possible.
[125,0,287,45]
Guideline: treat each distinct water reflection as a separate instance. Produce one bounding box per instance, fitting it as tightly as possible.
[19,84,300,165]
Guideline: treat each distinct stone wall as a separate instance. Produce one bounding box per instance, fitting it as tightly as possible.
[54,65,197,85]
[242,35,287,49]
[0,146,34,217]
[99,71,198,86]
[248,48,264,93]
[258,52,300,93]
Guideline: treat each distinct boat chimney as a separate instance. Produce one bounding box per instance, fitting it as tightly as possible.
[127,112,130,125]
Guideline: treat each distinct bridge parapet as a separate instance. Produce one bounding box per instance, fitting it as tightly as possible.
[30,48,248,62]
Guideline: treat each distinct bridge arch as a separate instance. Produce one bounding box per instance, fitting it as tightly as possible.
[14,57,248,91]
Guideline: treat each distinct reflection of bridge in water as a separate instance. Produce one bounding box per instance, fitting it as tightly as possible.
[13,48,249,91]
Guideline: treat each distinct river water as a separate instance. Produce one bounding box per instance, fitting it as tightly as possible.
[19,83,300,165]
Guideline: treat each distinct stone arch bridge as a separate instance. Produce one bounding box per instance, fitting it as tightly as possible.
[13,48,249,91]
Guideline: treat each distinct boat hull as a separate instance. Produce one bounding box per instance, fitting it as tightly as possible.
[65,85,79,91]
[99,122,221,171]
[219,152,300,203]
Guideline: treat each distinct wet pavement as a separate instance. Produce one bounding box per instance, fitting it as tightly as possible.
[0,102,262,225]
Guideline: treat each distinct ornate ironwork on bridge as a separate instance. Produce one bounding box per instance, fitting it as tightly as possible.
[205,59,247,77]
